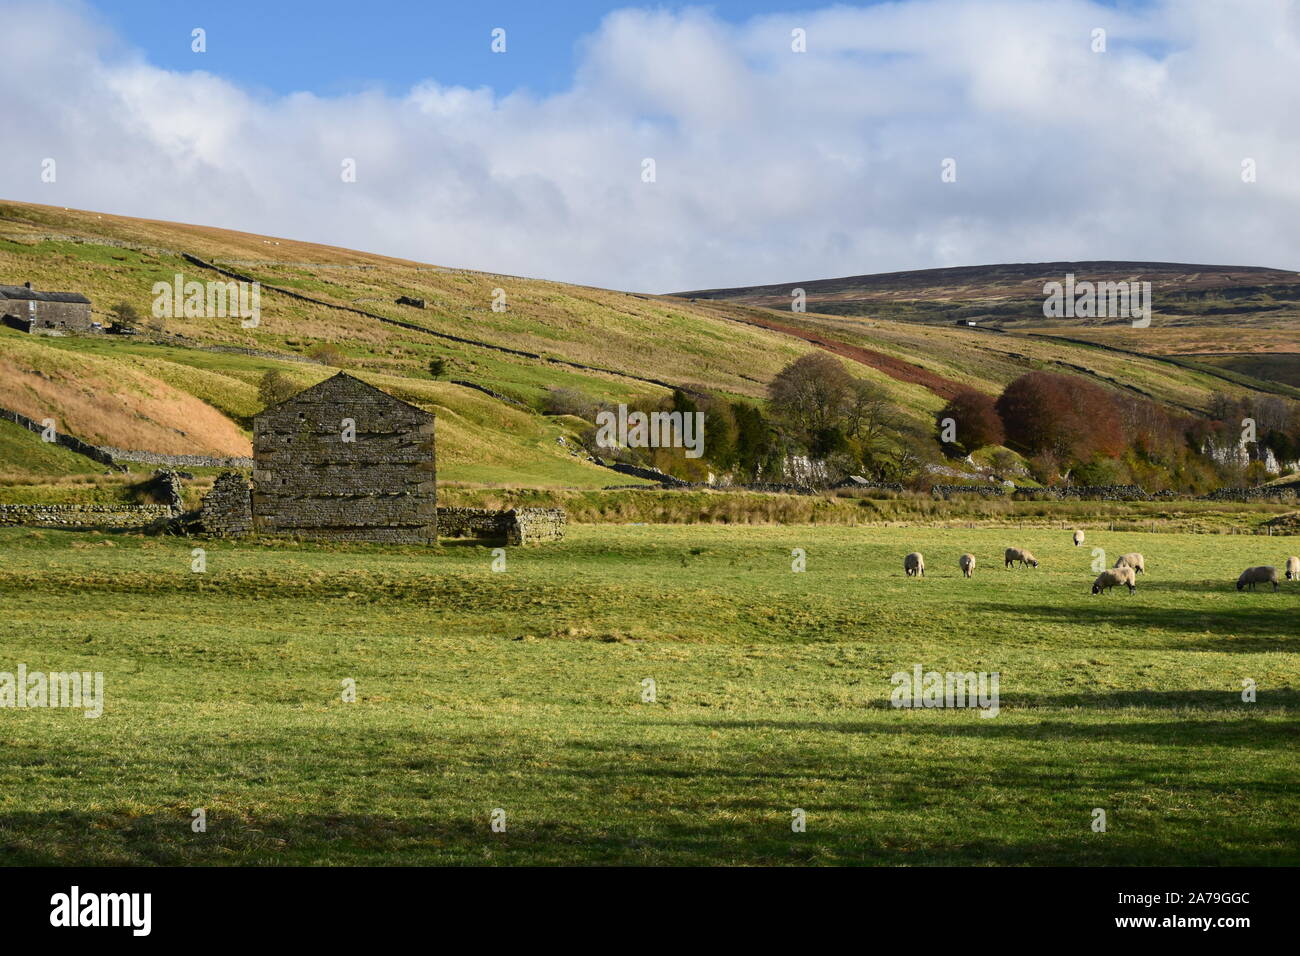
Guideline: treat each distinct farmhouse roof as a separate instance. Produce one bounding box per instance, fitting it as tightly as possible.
[0,283,91,304]
[255,371,435,420]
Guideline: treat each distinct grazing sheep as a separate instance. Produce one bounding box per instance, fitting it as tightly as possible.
[959,553,976,578]
[1073,529,1085,547]
[1237,566,1279,592]
[1115,552,1145,575]
[904,552,925,577]
[1092,566,1136,595]
[1004,547,1038,569]
[1287,556,1299,581]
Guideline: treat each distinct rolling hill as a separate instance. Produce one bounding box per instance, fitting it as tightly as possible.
[678,261,1300,391]
[0,200,1292,491]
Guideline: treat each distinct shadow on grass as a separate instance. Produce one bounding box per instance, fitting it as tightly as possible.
[973,600,1297,650]
[673,709,1300,750]
[1,809,1294,867]
[852,688,1300,711]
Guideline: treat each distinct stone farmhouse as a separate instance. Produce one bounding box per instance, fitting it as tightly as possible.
[0,282,93,334]
[200,371,565,545]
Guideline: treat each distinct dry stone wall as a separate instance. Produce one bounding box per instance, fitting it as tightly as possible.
[104,447,254,469]
[180,253,685,392]
[0,504,173,529]
[509,508,567,545]
[1203,486,1299,502]
[0,406,124,470]
[931,484,1007,498]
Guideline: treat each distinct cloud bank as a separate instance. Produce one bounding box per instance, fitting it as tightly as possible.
[2,0,1298,291]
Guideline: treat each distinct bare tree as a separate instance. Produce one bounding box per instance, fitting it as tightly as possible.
[768,353,854,438]
[846,381,900,450]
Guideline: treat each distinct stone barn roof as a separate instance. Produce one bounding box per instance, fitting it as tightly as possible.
[256,371,435,420]
[0,284,91,303]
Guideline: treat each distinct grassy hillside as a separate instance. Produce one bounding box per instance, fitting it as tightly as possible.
[0,200,821,484]
[1158,351,1300,388]
[0,418,103,478]
[0,201,1291,487]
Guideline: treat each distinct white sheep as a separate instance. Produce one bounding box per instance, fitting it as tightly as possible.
[1073,529,1085,547]
[1114,552,1145,575]
[1286,556,1299,581]
[1237,566,1279,592]
[1092,566,1136,595]
[904,552,925,577]
[1004,547,1038,569]
[959,553,975,578]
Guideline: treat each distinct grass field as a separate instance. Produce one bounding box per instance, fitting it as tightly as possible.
[1,522,1295,866]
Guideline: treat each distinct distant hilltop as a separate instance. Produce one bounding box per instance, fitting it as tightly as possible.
[673,260,1300,332]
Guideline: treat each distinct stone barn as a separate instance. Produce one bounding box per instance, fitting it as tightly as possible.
[252,372,437,543]
[0,282,93,334]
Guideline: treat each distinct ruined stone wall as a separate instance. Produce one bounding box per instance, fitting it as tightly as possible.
[436,507,566,545]
[436,507,512,541]
[201,472,253,536]
[144,469,186,512]
[251,374,436,543]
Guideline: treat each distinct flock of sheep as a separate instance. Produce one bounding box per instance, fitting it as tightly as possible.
[901,530,1300,595]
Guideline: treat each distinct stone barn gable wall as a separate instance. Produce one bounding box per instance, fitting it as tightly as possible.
[251,373,436,544]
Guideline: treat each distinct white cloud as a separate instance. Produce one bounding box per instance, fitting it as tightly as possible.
[2,0,1298,292]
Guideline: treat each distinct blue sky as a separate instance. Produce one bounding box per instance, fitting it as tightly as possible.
[88,0,863,98]
[4,0,1295,291]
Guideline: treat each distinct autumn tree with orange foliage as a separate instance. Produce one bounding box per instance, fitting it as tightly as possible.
[936,388,1004,455]
[995,372,1125,470]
